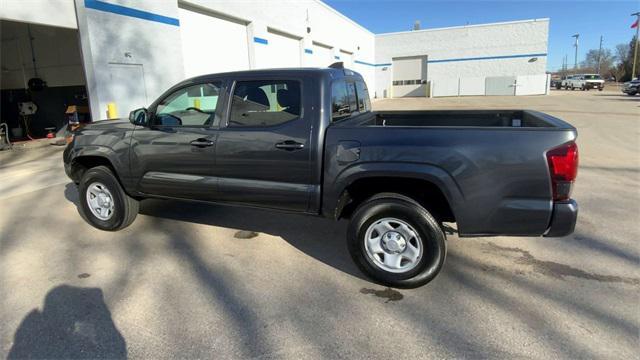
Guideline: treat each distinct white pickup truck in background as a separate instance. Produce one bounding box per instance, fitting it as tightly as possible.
[565,74,605,91]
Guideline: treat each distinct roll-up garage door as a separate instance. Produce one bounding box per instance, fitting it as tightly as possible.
[392,55,428,97]
[263,28,301,69]
[311,41,332,68]
[339,50,353,67]
[179,5,250,77]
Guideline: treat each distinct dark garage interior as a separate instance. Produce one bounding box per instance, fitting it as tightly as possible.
[1,20,90,141]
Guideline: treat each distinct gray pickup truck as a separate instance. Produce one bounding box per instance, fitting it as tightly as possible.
[64,65,579,288]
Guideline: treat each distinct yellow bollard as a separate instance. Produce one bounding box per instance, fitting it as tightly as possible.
[107,103,118,119]
[193,98,201,109]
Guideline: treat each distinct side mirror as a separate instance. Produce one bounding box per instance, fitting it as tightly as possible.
[129,108,148,126]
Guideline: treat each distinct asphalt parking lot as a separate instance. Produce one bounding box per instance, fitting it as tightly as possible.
[1,89,638,359]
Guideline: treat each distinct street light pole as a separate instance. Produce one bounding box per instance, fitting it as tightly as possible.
[572,34,579,69]
[632,12,640,80]
[597,35,603,74]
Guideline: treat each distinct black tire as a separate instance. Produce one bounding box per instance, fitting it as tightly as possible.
[347,193,446,289]
[628,91,637,96]
[78,166,139,231]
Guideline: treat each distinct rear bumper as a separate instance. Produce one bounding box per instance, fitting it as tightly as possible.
[544,200,578,237]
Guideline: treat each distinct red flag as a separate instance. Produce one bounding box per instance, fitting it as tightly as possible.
[632,19,639,28]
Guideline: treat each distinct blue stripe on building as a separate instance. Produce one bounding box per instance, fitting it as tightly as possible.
[304,49,313,54]
[253,37,268,45]
[84,0,180,26]
[354,53,546,67]
[427,53,547,63]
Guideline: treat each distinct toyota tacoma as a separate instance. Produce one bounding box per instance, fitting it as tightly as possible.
[64,65,579,288]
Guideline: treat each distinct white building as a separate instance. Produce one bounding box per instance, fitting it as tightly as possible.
[375,19,550,98]
[1,0,549,134]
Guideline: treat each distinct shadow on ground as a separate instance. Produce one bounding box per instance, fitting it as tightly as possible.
[8,285,127,359]
[64,183,364,281]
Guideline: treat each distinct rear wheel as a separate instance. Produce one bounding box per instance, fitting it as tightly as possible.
[347,193,446,288]
[78,166,139,231]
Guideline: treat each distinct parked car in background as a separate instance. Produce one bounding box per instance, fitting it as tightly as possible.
[566,74,604,91]
[561,75,575,90]
[63,66,579,288]
[622,79,639,96]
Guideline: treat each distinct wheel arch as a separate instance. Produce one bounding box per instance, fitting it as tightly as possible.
[68,146,131,193]
[324,162,465,224]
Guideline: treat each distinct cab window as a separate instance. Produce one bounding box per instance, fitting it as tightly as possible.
[155,83,221,126]
[355,81,371,112]
[228,80,301,127]
[331,79,371,122]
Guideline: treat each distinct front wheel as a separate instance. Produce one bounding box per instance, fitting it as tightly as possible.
[347,193,446,288]
[78,166,139,231]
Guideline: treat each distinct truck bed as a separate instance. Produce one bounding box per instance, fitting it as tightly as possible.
[349,110,571,129]
[323,109,577,236]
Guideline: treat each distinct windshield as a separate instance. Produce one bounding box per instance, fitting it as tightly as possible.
[583,75,601,80]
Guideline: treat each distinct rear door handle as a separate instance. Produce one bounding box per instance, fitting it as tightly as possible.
[190,138,214,147]
[275,140,304,151]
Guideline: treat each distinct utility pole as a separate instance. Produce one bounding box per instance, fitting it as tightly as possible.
[572,34,579,69]
[632,12,640,80]
[597,35,603,74]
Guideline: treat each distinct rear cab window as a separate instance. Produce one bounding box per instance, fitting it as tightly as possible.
[331,77,371,122]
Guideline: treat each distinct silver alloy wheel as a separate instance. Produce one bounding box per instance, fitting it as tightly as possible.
[364,217,423,273]
[86,182,115,221]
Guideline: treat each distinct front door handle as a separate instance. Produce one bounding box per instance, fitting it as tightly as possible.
[190,138,214,147]
[275,140,304,151]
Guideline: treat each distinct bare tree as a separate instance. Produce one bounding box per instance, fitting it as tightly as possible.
[581,48,615,75]
[616,43,630,63]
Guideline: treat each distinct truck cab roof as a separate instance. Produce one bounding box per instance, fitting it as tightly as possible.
[180,66,361,87]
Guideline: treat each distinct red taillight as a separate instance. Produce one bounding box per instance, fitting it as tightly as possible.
[546,141,579,201]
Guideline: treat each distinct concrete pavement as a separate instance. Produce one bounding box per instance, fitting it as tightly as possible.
[1,90,638,359]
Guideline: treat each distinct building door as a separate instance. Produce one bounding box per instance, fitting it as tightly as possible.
[260,28,301,69]
[485,76,517,95]
[392,55,428,97]
[107,63,148,118]
[179,5,250,77]
[339,50,353,67]
[311,41,332,67]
